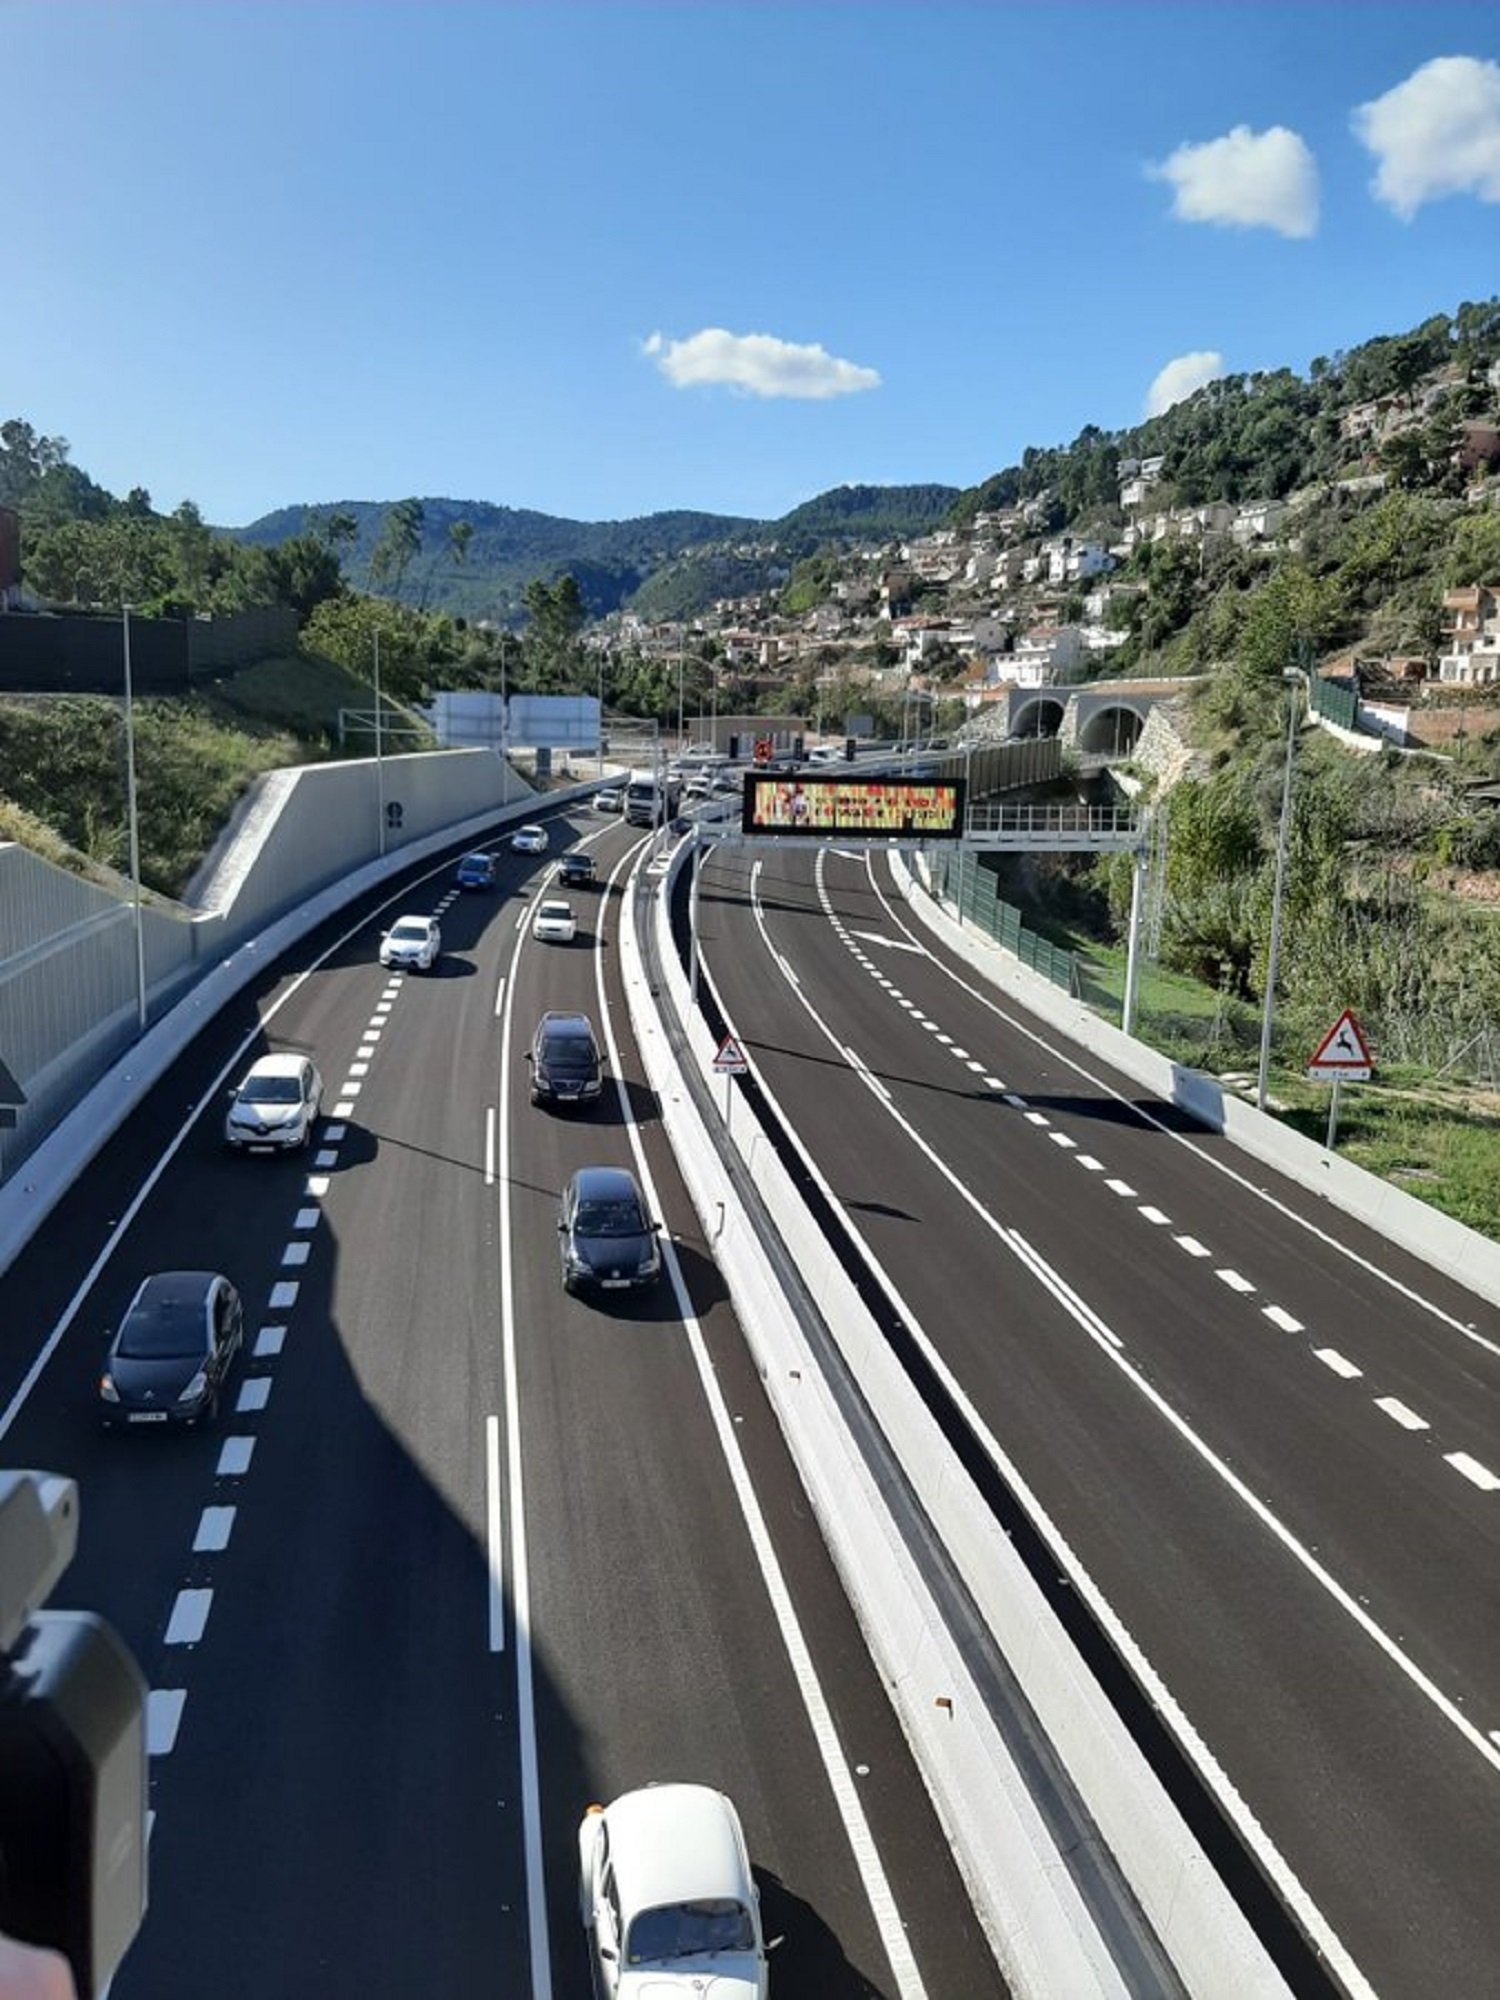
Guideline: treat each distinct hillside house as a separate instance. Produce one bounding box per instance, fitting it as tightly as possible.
[1009,624,1084,682]
[1439,585,1500,686]
[1232,499,1289,544]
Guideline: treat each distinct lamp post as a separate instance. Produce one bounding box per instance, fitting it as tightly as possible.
[373,628,387,857]
[1255,667,1305,1112]
[121,607,147,1033]
[597,648,605,779]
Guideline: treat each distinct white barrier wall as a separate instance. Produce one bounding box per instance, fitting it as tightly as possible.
[623,839,1294,1999]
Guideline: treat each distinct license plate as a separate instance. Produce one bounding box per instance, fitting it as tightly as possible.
[601,1278,630,1290]
[128,1411,169,1423]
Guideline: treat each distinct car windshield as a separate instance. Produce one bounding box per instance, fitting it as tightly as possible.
[390,921,428,941]
[460,856,488,872]
[238,1075,300,1104]
[626,1899,755,1965]
[540,903,571,919]
[117,1295,207,1360]
[543,1037,595,1071]
[574,1198,642,1237]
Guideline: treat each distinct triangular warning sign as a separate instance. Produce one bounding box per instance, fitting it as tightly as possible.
[1307,1009,1374,1074]
[712,1034,750,1073]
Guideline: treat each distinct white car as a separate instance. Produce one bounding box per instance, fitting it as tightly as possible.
[532,898,577,943]
[379,914,441,972]
[579,1785,775,1998]
[511,823,549,854]
[594,788,623,814]
[224,1052,323,1153]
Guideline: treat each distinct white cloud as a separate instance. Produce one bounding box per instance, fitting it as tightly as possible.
[1146,351,1225,418]
[1353,55,1500,219]
[642,328,881,400]
[1148,124,1319,238]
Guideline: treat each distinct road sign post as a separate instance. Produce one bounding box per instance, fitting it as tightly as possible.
[1305,1009,1375,1151]
[712,1033,749,1142]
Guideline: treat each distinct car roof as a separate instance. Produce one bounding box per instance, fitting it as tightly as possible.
[538,1010,595,1035]
[391,912,434,927]
[603,1786,752,1913]
[460,851,491,865]
[539,899,572,913]
[242,1052,309,1079]
[132,1270,222,1310]
[519,823,544,833]
[570,1165,641,1203]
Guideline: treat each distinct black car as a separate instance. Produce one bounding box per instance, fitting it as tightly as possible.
[556,852,597,889]
[527,1011,603,1109]
[558,1166,661,1294]
[99,1271,243,1429]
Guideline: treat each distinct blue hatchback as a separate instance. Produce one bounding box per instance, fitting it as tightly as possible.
[455,852,497,890]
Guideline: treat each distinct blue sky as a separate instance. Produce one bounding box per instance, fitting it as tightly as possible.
[7,2,1499,529]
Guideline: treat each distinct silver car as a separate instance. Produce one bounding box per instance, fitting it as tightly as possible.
[224,1052,323,1153]
[379,914,441,972]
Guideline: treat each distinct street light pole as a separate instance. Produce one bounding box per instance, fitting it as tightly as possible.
[1256,668,1304,1112]
[121,606,147,1033]
[374,628,387,857]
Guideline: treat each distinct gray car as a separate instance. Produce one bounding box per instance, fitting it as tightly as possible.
[99,1271,243,1429]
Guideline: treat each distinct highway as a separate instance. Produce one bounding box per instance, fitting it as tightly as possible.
[0,809,1005,1999]
[691,833,1500,2000]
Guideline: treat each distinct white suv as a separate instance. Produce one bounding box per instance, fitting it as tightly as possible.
[224,1053,323,1152]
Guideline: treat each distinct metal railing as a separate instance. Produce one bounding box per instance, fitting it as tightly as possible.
[963,802,1144,851]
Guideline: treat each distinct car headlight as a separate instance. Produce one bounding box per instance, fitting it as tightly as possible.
[99,1374,119,1403]
[177,1370,208,1404]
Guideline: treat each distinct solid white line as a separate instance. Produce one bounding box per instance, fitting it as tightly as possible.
[194,1506,235,1552]
[622,849,929,1998]
[485,1415,506,1651]
[496,893,552,2000]
[1315,1349,1363,1380]
[165,1589,212,1645]
[1263,1306,1305,1333]
[254,1325,286,1358]
[1446,1453,1500,1492]
[485,1106,496,1187]
[236,1378,272,1413]
[216,1437,255,1476]
[147,1689,187,1756]
[1375,1397,1429,1432]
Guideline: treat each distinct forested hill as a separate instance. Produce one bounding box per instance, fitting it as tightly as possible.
[229,482,964,623]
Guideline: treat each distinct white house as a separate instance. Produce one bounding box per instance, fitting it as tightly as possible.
[1232,499,1289,544]
[1009,624,1085,681]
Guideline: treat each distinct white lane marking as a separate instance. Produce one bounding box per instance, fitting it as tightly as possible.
[281,1241,310,1268]
[753,863,1474,1975]
[193,1506,236,1553]
[494,973,506,1018]
[323,1123,348,1141]
[305,1175,331,1197]
[1315,1349,1363,1380]
[313,1149,339,1169]
[1048,1131,1077,1151]
[1375,1397,1429,1432]
[374,1001,393,1015]
[1024,1111,1050,1127]
[1139,1206,1171,1226]
[1105,1178,1137,1198]
[983,1076,1005,1090]
[863,852,1500,1366]
[2,839,537,1445]
[147,1689,187,1756]
[216,1437,255,1476]
[236,1378,272,1413]
[1077,1155,1105,1172]
[1445,1453,1499,1491]
[332,1100,356,1117]
[1175,1236,1211,1258]
[485,1415,506,1651]
[951,1047,970,1059]
[254,1325,286,1358]
[485,1106,497,1188]
[848,929,926,953]
[935,1032,953,1046]
[269,1281,299,1309]
[842,1045,892,1106]
[339,1079,363,1097]
[624,855,931,1998]
[349,1061,370,1077]
[165,1589,212,1645]
[1263,1306,1305,1333]
[965,1060,986,1073]
[1216,1269,1256,1295]
[292,1208,319,1231]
